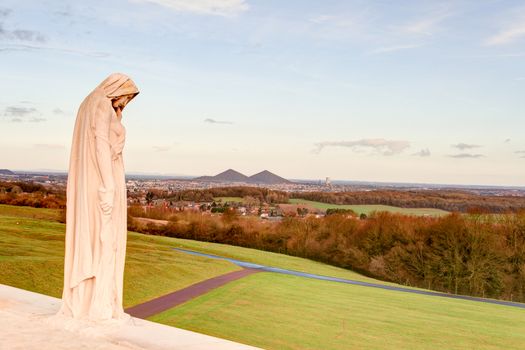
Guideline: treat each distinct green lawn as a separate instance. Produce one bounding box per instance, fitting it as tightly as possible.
[0,206,240,307]
[289,199,449,216]
[151,272,525,350]
[2,204,524,350]
[214,197,245,203]
[0,204,401,304]
[0,203,63,221]
[169,237,396,285]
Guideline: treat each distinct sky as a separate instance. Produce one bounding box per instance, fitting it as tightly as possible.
[0,0,524,186]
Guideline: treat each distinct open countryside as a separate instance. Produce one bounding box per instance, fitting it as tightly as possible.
[288,199,448,216]
[3,1,525,348]
[1,204,524,350]
[216,197,449,216]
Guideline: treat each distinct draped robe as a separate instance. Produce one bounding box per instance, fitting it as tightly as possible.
[59,74,139,320]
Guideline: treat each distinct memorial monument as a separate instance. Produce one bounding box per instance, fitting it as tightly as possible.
[59,73,139,320]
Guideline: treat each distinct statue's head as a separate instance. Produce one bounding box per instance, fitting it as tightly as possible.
[98,73,139,112]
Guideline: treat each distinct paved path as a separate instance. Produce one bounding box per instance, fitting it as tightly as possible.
[126,268,260,319]
[175,248,525,309]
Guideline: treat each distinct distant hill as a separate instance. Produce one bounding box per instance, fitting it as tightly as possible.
[249,170,292,184]
[195,169,250,183]
[194,169,292,184]
[0,169,15,175]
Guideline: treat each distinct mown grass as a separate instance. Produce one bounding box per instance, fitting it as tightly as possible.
[0,203,63,221]
[289,198,449,216]
[0,205,403,305]
[3,205,524,350]
[168,237,395,285]
[151,272,525,350]
[213,197,245,203]
[0,206,239,307]
[212,197,449,217]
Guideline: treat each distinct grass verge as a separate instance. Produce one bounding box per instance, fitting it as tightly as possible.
[151,272,525,350]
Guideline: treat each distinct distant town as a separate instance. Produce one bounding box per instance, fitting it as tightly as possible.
[1,168,523,198]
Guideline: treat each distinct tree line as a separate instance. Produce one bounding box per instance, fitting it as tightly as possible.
[292,190,525,213]
[166,186,289,204]
[129,207,525,303]
[3,181,525,302]
[0,181,65,209]
[154,186,525,213]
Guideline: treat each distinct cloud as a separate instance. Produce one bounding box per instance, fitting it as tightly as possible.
[53,10,72,18]
[0,9,46,43]
[370,44,421,54]
[4,106,37,117]
[0,44,109,58]
[313,138,410,156]
[53,108,66,115]
[462,52,525,59]
[309,15,336,25]
[135,0,249,16]
[2,105,45,122]
[396,9,453,36]
[451,143,482,150]
[412,148,431,157]
[204,118,233,125]
[504,138,511,143]
[365,7,453,56]
[486,26,525,46]
[152,145,171,152]
[34,144,65,150]
[0,8,11,18]
[515,150,525,154]
[448,153,485,159]
[10,29,45,42]
[309,12,367,29]
[485,9,525,45]
[28,117,46,123]
[300,9,383,44]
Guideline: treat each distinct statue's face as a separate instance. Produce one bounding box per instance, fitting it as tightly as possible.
[112,94,134,110]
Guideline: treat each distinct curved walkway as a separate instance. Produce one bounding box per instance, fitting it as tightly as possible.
[126,268,260,319]
[175,248,525,309]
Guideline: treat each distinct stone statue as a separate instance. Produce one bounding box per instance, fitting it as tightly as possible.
[59,73,139,320]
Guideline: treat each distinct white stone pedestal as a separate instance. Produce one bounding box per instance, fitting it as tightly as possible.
[0,284,263,350]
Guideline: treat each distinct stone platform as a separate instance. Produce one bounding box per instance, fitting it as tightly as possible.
[0,284,262,350]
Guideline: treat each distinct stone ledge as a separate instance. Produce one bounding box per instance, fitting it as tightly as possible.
[0,284,263,350]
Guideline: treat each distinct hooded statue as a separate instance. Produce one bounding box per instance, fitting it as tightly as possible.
[59,73,139,320]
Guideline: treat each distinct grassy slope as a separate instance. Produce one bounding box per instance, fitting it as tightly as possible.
[169,237,398,285]
[3,205,524,349]
[214,197,245,203]
[0,203,63,221]
[0,205,404,301]
[289,198,449,216]
[151,273,525,350]
[0,206,239,307]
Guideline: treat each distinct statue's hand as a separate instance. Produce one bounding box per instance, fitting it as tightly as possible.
[98,187,115,216]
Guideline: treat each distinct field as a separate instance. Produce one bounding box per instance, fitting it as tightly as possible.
[214,197,245,203]
[210,197,449,216]
[0,205,239,307]
[2,204,524,350]
[170,237,397,285]
[0,203,63,221]
[289,198,449,216]
[151,273,525,350]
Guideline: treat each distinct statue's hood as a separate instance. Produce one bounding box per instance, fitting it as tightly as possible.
[97,73,139,100]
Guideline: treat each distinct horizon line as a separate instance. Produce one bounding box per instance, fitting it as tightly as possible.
[5,168,525,189]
